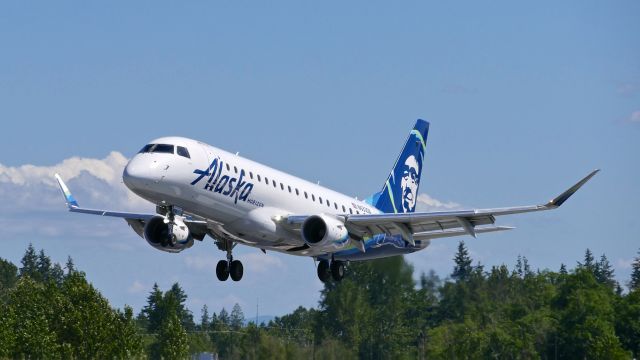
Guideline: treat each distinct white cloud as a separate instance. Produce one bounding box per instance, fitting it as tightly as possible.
[0,151,152,213]
[628,110,640,123]
[127,280,148,294]
[184,254,218,273]
[616,258,634,270]
[617,82,640,96]
[244,252,285,273]
[415,193,461,211]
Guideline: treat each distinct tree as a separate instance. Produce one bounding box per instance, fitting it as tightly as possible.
[579,248,596,274]
[595,254,616,289]
[200,304,211,331]
[0,257,18,293]
[218,308,230,328]
[167,282,195,331]
[615,289,640,358]
[554,268,629,358]
[230,303,245,331]
[559,263,568,275]
[629,249,640,291]
[65,256,76,276]
[19,243,39,281]
[141,283,163,332]
[452,241,472,281]
[155,313,188,360]
[36,249,52,282]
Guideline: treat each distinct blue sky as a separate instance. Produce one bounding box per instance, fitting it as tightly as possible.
[1,1,638,317]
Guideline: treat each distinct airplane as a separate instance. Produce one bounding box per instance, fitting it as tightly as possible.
[55,119,599,283]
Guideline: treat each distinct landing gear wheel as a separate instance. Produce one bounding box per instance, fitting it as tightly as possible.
[317,260,331,283]
[216,260,229,281]
[330,260,345,282]
[230,260,243,281]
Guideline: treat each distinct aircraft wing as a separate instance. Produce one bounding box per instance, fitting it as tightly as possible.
[286,169,599,244]
[54,174,208,238]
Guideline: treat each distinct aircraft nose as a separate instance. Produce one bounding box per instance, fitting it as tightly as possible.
[123,156,152,191]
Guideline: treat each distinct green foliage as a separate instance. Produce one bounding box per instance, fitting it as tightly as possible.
[153,313,189,360]
[2,242,640,359]
[1,247,143,359]
[452,240,472,281]
[615,289,640,358]
[630,249,640,291]
[0,257,18,295]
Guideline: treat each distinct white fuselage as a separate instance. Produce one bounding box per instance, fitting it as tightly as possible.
[123,136,381,256]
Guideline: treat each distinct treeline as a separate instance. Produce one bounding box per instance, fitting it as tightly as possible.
[1,242,640,359]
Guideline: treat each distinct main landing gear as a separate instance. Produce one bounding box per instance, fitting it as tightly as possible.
[215,241,243,282]
[317,259,345,283]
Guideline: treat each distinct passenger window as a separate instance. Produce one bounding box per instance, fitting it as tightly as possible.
[295,188,299,196]
[349,208,353,214]
[273,180,276,188]
[257,174,261,181]
[312,194,316,201]
[288,185,292,193]
[334,202,338,210]
[234,166,238,174]
[249,172,254,180]
[280,183,284,190]
[356,210,360,214]
[319,197,323,203]
[177,146,191,158]
[326,200,330,207]
[265,177,269,184]
[342,205,346,212]
[304,191,308,199]
[138,144,153,153]
[226,163,230,171]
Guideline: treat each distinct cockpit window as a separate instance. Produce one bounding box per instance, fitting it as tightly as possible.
[150,144,174,154]
[138,144,175,154]
[177,146,191,159]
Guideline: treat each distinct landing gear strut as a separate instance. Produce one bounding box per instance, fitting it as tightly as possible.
[317,259,345,282]
[215,240,243,282]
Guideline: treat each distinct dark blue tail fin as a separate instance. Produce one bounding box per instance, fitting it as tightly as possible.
[368,119,429,213]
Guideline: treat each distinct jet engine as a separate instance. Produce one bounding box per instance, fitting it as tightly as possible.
[301,214,349,251]
[143,215,194,253]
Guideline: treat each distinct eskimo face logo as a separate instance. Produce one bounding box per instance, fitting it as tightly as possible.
[400,155,419,212]
[190,158,253,204]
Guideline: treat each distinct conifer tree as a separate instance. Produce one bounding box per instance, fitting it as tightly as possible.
[559,263,568,275]
[218,308,230,328]
[141,283,163,332]
[36,249,52,282]
[630,249,640,291]
[452,241,472,281]
[19,244,39,280]
[595,254,616,288]
[65,256,76,275]
[230,303,245,331]
[580,248,596,273]
[200,304,210,331]
[0,258,18,291]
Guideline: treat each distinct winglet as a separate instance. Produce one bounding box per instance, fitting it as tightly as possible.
[547,169,600,208]
[54,174,79,208]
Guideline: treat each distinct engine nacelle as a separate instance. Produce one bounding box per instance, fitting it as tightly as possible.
[143,215,194,253]
[301,214,349,251]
